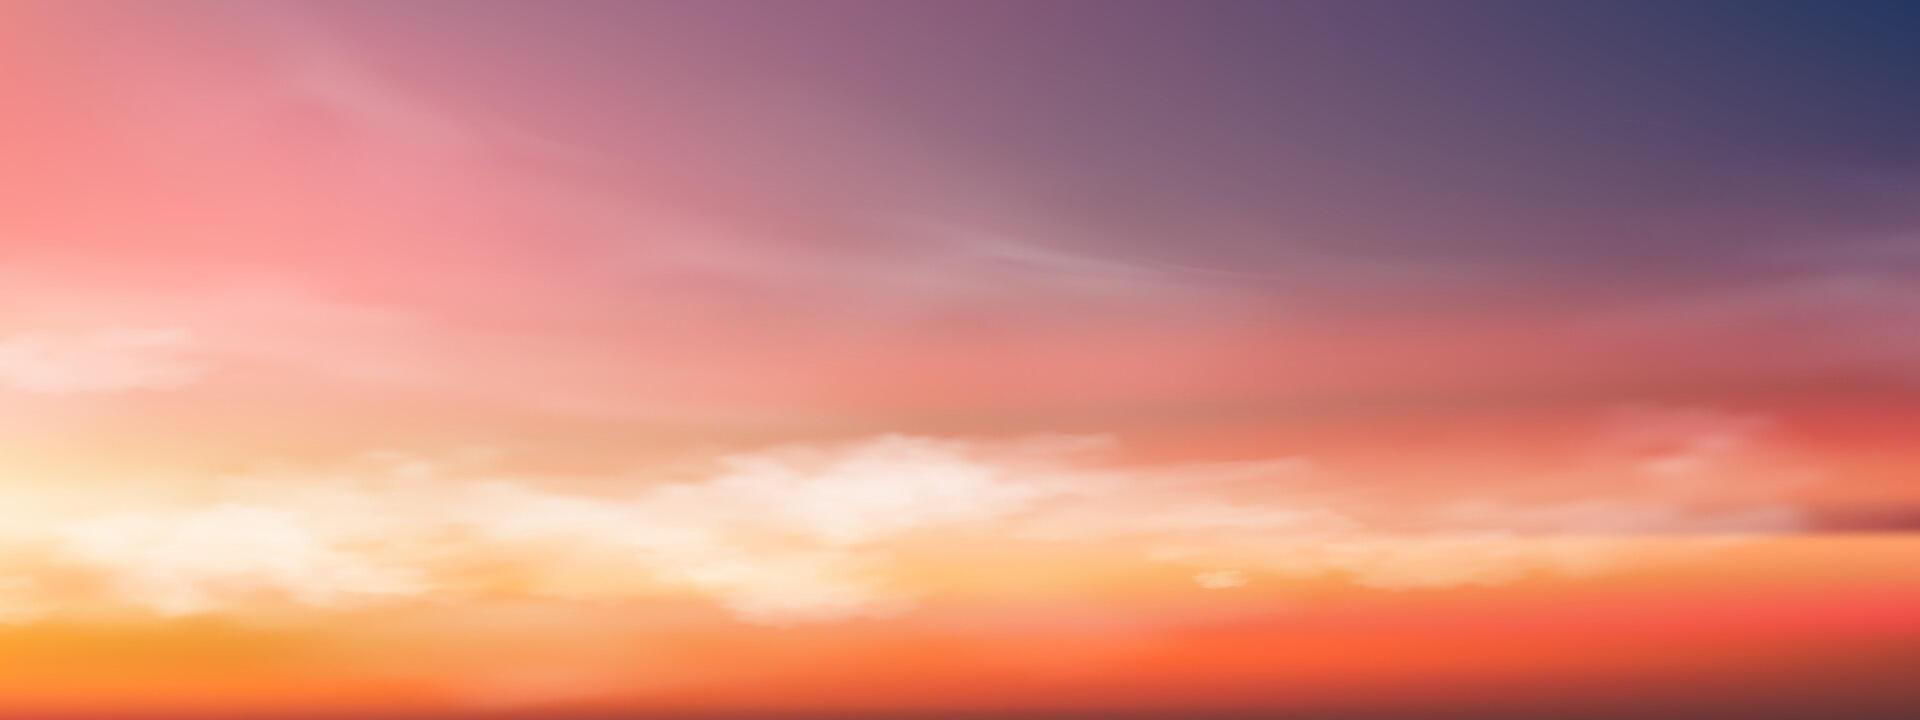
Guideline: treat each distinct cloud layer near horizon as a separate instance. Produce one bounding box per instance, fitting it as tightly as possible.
[0,407,1810,625]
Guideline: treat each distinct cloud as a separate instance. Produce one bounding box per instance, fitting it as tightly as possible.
[0,328,203,395]
[280,36,477,155]
[0,409,1815,624]
[688,434,1043,546]
[1193,569,1248,590]
[452,435,1049,622]
[0,435,1047,624]
[57,503,428,616]
[1134,406,1811,589]
[1154,533,1628,590]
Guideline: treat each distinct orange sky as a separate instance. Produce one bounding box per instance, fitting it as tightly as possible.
[3,2,1919,718]
[2,535,1917,718]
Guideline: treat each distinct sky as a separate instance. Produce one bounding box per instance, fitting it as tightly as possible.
[2,1,1919,718]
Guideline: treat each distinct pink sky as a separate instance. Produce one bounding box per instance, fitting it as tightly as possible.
[2,2,1919,717]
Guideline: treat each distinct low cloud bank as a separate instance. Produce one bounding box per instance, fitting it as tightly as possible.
[0,408,1809,624]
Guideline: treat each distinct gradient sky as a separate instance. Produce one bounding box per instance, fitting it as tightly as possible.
[2,2,1919,718]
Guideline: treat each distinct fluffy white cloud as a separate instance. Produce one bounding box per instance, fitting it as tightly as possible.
[445,435,1041,622]
[0,327,202,395]
[57,503,427,616]
[0,409,1813,624]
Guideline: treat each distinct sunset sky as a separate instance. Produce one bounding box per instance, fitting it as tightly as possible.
[2,1,1919,718]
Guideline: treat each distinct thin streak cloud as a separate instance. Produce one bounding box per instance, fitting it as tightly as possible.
[0,328,202,395]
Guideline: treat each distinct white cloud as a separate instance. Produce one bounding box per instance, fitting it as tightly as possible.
[56,503,427,616]
[688,434,1042,546]
[0,409,1815,624]
[453,435,1041,623]
[0,328,202,395]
